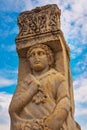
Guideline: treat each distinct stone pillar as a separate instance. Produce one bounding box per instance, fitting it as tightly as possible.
[9,4,81,130]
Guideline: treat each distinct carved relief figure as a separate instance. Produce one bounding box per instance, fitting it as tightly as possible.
[9,43,80,130]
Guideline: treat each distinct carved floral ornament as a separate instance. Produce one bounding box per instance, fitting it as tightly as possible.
[17,5,61,37]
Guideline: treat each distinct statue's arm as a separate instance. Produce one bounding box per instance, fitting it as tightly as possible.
[44,77,70,130]
[9,76,40,115]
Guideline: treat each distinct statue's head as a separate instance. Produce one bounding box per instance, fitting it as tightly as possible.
[27,44,54,72]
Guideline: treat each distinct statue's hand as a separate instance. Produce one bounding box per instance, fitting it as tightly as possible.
[15,120,31,130]
[31,118,52,130]
[31,119,44,130]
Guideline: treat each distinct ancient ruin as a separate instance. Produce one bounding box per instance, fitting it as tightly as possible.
[9,4,81,130]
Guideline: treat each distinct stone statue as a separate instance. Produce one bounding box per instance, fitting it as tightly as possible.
[9,4,81,130]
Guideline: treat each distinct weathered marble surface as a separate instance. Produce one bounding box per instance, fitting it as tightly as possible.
[9,4,81,130]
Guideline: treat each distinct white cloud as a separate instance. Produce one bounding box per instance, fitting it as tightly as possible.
[22,0,34,11]
[0,77,16,88]
[0,125,9,130]
[68,44,83,59]
[0,68,18,79]
[60,0,87,44]
[73,72,87,130]
[0,69,18,88]
[82,125,87,130]
[0,0,24,12]
[74,76,87,103]
[75,107,87,116]
[74,60,87,72]
[71,72,87,130]
[75,105,87,130]
[0,92,12,130]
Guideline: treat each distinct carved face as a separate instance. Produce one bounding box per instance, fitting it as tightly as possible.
[28,47,49,72]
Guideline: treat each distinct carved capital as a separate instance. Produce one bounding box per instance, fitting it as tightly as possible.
[17,4,61,39]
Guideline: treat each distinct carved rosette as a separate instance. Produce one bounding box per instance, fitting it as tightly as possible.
[17,4,61,39]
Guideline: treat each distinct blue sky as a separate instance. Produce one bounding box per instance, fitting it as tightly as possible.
[0,0,87,130]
